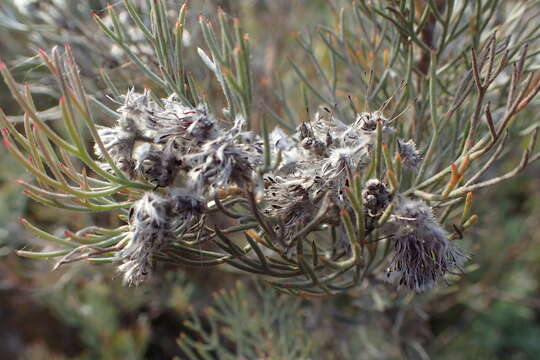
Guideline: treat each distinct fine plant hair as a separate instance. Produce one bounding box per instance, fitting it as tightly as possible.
[1,0,539,296]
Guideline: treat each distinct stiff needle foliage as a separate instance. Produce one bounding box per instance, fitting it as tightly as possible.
[1,0,539,296]
[178,281,314,359]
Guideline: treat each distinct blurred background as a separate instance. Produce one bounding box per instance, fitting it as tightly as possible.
[0,0,539,359]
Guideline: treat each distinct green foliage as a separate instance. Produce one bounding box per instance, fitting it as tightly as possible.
[178,281,316,359]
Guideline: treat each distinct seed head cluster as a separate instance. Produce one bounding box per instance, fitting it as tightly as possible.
[96,93,464,290]
[262,107,383,238]
[96,92,263,283]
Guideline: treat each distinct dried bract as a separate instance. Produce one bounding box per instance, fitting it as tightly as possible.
[397,139,422,169]
[362,179,393,216]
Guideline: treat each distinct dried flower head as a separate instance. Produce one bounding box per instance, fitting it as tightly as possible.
[119,189,204,285]
[119,192,174,286]
[152,101,220,146]
[118,91,220,146]
[319,148,360,206]
[362,179,393,216]
[262,107,388,233]
[264,176,317,226]
[134,144,181,187]
[167,188,205,221]
[298,122,329,157]
[397,139,422,169]
[263,175,327,243]
[386,198,468,292]
[184,116,262,197]
[94,90,224,185]
[355,111,387,133]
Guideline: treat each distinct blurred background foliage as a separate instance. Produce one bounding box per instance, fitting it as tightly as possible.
[0,0,539,359]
